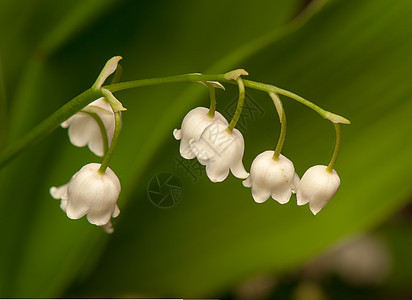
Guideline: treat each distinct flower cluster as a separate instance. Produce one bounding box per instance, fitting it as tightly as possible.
[174,82,342,215]
[40,58,347,234]
[50,56,125,233]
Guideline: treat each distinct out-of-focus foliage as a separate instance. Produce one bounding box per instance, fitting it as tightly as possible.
[0,0,411,298]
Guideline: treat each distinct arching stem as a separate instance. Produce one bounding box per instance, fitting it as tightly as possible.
[207,85,216,117]
[98,111,121,174]
[326,123,341,172]
[269,93,286,161]
[227,77,245,133]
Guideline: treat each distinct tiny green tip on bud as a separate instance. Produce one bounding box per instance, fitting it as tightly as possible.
[224,69,249,81]
[93,56,123,89]
[324,112,351,124]
[101,89,127,112]
[198,80,225,90]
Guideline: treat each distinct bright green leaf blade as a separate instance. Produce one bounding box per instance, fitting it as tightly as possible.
[0,0,302,297]
[69,0,412,297]
[0,0,124,297]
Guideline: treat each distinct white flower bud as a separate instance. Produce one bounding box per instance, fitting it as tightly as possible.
[189,122,249,182]
[61,98,116,157]
[296,165,340,215]
[243,151,300,204]
[50,163,121,233]
[173,107,228,159]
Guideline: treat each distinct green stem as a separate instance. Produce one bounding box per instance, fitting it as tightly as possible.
[106,74,228,92]
[0,71,350,169]
[269,93,286,161]
[104,75,350,124]
[98,111,121,174]
[207,85,216,117]
[327,123,341,172]
[227,77,245,133]
[0,88,102,169]
[82,111,109,155]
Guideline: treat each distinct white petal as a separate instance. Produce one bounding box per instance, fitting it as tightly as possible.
[309,203,323,215]
[189,138,214,164]
[180,138,196,159]
[230,155,249,179]
[49,184,68,200]
[60,198,68,212]
[50,184,69,213]
[61,118,72,128]
[88,97,112,112]
[67,114,95,147]
[205,162,230,183]
[173,128,182,140]
[297,193,310,206]
[271,189,292,204]
[66,202,88,220]
[251,186,270,203]
[291,172,300,194]
[102,221,114,234]
[87,132,105,157]
[242,176,252,188]
[86,209,113,226]
[112,205,120,218]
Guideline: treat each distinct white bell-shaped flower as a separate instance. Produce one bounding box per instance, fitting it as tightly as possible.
[173,107,228,159]
[61,98,115,157]
[50,163,121,233]
[189,122,249,182]
[243,151,300,204]
[61,56,125,157]
[296,165,340,215]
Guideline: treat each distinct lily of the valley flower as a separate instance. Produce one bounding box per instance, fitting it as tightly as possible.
[173,107,228,159]
[61,98,115,157]
[189,122,249,182]
[50,163,121,233]
[243,151,300,204]
[296,165,340,215]
[61,56,126,157]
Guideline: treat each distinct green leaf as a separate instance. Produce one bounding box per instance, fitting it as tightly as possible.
[67,0,412,297]
[0,0,302,297]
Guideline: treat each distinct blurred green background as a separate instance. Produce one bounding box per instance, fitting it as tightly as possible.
[1,0,412,298]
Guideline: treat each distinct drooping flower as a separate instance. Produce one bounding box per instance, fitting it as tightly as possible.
[50,163,121,233]
[243,151,300,204]
[189,122,249,182]
[61,98,115,157]
[296,165,340,215]
[173,107,228,159]
[61,56,126,157]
